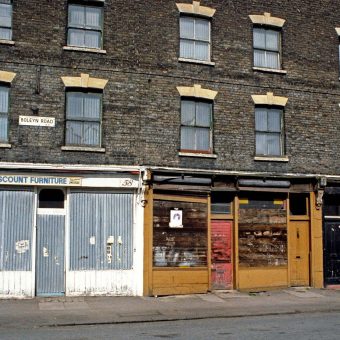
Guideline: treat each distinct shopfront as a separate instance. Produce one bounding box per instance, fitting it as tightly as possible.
[0,170,144,298]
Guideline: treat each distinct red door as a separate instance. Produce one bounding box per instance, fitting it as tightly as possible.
[211,220,232,289]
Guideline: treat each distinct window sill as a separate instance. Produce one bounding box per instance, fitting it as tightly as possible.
[63,46,107,54]
[0,143,11,149]
[178,57,215,66]
[0,39,15,45]
[179,151,217,158]
[61,146,105,153]
[254,156,289,162]
[253,67,287,74]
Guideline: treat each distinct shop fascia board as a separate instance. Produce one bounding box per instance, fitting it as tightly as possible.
[0,162,141,174]
[145,166,340,181]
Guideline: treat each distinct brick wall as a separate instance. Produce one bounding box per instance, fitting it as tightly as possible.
[0,0,340,175]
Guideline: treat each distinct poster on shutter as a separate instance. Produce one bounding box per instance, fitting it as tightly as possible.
[15,240,29,254]
[169,209,183,228]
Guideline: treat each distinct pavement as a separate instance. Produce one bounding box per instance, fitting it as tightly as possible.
[1,288,340,329]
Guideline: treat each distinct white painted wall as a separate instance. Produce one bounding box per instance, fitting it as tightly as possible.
[0,272,34,298]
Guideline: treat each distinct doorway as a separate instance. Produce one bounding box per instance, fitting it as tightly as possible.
[323,193,340,285]
[36,189,65,296]
[289,193,310,286]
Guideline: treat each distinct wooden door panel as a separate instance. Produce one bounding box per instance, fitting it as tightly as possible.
[289,221,310,286]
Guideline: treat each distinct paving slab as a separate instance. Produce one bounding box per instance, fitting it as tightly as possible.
[1,288,340,329]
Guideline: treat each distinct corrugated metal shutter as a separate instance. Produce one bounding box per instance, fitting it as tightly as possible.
[0,189,34,271]
[36,214,65,295]
[69,191,133,271]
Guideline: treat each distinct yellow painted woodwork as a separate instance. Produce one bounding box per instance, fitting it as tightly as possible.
[153,193,207,204]
[238,267,288,290]
[143,187,153,296]
[207,195,212,290]
[310,192,324,288]
[152,269,209,296]
[274,199,284,205]
[234,197,239,289]
[289,221,310,286]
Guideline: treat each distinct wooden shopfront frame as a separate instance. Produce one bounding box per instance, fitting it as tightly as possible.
[235,192,289,290]
[234,190,323,291]
[144,191,211,296]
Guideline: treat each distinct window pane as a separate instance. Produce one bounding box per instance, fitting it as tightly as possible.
[266,30,279,51]
[0,4,11,28]
[0,27,11,40]
[67,121,99,146]
[82,122,100,146]
[253,28,265,49]
[67,93,84,118]
[66,121,82,145]
[267,133,281,155]
[195,19,209,41]
[0,87,9,113]
[180,39,194,59]
[266,51,280,69]
[85,6,102,29]
[255,108,267,131]
[196,102,211,127]
[83,94,101,119]
[0,115,8,142]
[69,5,85,27]
[196,127,210,151]
[181,100,195,125]
[254,49,266,67]
[180,17,194,39]
[181,126,196,150]
[268,109,282,132]
[68,28,85,47]
[256,132,267,155]
[195,41,209,61]
[84,30,101,49]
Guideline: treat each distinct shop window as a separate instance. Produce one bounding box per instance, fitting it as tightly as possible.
[39,189,65,209]
[238,193,287,267]
[0,0,12,41]
[0,85,9,142]
[289,193,308,216]
[324,195,340,216]
[181,99,212,153]
[255,106,284,156]
[65,91,102,147]
[67,2,103,49]
[211,192,233,215]
[153,199,208,267]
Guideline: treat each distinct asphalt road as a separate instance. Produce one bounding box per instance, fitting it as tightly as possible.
[1,311,340,339]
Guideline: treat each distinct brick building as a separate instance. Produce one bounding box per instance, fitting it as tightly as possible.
[0,0,340,297]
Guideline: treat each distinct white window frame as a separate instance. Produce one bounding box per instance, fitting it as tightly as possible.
[65,91,102,147]
[180,98,213,153]
[67,2,104,49]
[0,0,12,41]
[255,106,284,157]
[0,85,9,143]
[179,15,211,62]
[253,27,282,70]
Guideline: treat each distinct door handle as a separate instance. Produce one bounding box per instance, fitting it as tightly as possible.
[296,256,301,259]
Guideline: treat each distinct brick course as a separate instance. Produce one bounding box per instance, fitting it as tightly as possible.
[0,0,340,175]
